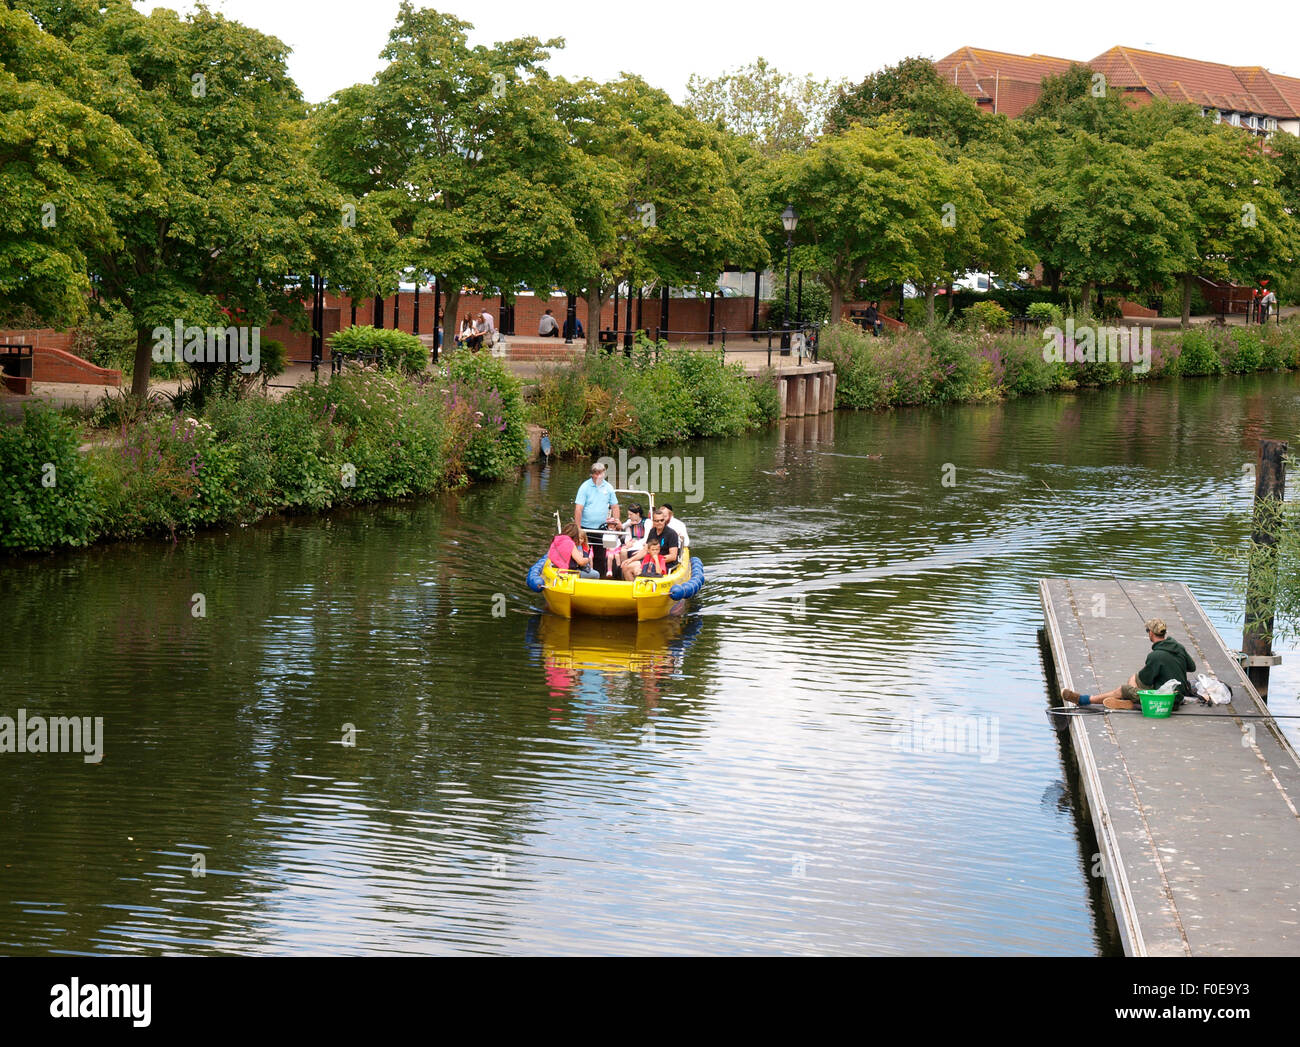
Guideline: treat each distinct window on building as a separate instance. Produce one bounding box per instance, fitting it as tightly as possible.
[1247,115,1259,129]
[1212,109,1222,123]
[1228,112,1241,126]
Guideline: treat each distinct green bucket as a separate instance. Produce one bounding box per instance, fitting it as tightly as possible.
[1137,689,1176,719]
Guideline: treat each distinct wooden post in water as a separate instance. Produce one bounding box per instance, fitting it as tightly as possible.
[1243,438,1288,700]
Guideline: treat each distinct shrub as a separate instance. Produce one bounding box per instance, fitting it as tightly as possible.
[1175,329,1221,376]
[445,353,529,481]
[201,393,336,513]
[766,281,831,329]
[948,287,1070,317]
[824,324,886,409]
[902,297,953,327]
[1026,302,1063,326]
[998,337,1061,397]
[527,344,774,454]
[297,371,447,500]
[0,406,99,553]
[1224,326,1265,374]
[329,325,429,374]
[177,337,286,412]
[70,305,138,373]
[966,300,1010,331]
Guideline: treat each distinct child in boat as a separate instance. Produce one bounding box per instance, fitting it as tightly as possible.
[609,503,648,577]
[547,522,599,578]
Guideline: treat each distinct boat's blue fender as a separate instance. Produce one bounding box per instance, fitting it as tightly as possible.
[526,555,549,593]
[670,557,705,601]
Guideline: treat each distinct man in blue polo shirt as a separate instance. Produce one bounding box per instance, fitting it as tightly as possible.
[574,462,619,575]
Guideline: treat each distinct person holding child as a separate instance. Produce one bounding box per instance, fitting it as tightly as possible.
[609,502,648,577]
[547,522,600,579]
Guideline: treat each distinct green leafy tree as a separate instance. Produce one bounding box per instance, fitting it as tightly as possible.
[13,0,376,400]
[908,154,1031,323]
[827,56,987,149]
[1149,126,1299,325]
[1024,131,1195,314]
[755,123,958,322]
[314,5,597,354]
[556,74,764,348]
[685,58,843,155]
[1018,64,1135,142]
[0,5,153,326]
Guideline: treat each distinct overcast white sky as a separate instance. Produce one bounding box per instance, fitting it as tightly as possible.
[132,0,1300,105]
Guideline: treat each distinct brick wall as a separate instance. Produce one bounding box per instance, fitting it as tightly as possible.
[0,329,122,386]
[2,293,775,375]
[288,292,770,356]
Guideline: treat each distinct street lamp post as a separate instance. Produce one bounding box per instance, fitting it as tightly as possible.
[781,205,798,354]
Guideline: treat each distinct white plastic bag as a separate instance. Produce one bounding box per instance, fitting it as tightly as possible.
[1192,673,1232,705]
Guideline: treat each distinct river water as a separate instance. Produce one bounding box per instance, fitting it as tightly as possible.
[3,373,1299,955]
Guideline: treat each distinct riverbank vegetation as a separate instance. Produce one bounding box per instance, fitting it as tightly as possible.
[527,342,779,455]
[0,357,527,554]
[826,318,1300,410]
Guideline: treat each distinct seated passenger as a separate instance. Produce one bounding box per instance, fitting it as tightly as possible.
[660,502,689,551]
[547,522,599,578]
[621,507,679,581]
[610,503,648,577]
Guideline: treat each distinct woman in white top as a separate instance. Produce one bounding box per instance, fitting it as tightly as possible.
[611,503,648,576]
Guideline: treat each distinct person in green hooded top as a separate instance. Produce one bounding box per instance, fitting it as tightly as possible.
[1062,618,1196,711]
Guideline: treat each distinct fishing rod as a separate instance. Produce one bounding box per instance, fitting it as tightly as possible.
[1109,572,1150,625]
[1047,706,1300,721]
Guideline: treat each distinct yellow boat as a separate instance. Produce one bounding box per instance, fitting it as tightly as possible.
[525,490,704,620]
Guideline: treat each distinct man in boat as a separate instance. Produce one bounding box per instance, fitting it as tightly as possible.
[574,462,619,575]
[1062,618,1195,711]
[621,507,680,581]
[660,503,689,550]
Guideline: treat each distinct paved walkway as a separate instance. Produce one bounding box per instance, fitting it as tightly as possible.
[2,311,1293,422]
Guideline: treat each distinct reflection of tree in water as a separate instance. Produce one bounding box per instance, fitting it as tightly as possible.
[0,488,722,953]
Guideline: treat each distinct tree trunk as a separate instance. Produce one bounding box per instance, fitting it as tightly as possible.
[1080,281,1094,317]
[1181,274,1193,329]
[440,287,461,358]
[829,284,845,329]
[925,286,937,325]
[1049,268,1061,294]
[585,283,604,352]
[131,326,154,402]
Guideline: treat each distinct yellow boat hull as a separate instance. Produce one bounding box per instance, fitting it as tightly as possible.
[540,553,691,620]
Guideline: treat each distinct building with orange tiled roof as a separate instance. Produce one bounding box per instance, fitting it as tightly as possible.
[933,45,1300,136]
[933,47,1078,118]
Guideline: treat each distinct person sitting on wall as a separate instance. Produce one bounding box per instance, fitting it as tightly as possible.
[459,314,481,350]
[538,309,560,337]
[864,301,882,337]
[474,310,495,351]
[621,507,679,580]
[1062,618,1196,711]
[563,314,585,340]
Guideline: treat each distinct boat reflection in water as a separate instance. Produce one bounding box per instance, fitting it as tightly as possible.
[525,613,703,718]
